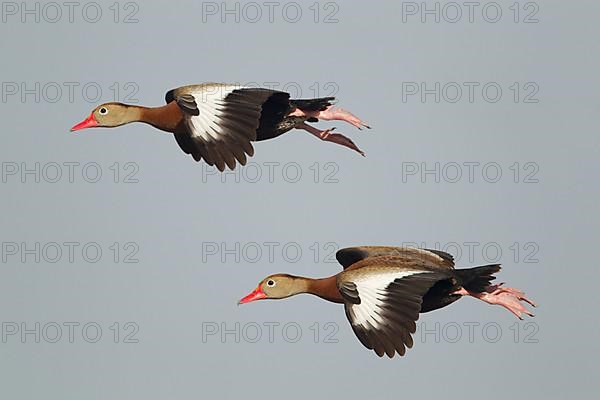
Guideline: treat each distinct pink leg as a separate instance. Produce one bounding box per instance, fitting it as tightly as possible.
[290,106,371,130]
[453,283,537,320]
[296,122,365,156]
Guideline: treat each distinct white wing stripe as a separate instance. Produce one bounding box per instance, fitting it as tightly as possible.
[186,85,243,141]
[349,270,430,328]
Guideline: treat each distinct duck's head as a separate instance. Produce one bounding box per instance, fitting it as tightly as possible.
[71,103,135,131]
[238,274,301,304]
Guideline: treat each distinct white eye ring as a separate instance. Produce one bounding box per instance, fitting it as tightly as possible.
[267,280,276,287]
[99,107,108,115]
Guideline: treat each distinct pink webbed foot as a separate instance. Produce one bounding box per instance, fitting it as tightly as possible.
[315,106,371,130]
[290,106,371,130]
[453,283,537,320]
[296,122,365,156]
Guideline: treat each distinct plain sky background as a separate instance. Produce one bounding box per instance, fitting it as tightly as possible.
[1,1,598,399]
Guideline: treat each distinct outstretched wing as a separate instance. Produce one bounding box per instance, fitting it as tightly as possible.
[338,264,447,358]
[166,84,288,171]
[336,246,455,270]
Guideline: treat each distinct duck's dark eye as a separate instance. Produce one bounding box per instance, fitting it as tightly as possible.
[267,280,275,287]
[99,107,108,115]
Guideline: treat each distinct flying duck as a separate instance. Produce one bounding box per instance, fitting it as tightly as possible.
[71,83,370,171]
[239,246,536,358]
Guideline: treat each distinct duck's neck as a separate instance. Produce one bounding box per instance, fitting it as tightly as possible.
[293,275,344,304]
[123,101,184,133]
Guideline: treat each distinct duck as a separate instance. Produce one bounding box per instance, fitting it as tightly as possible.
[239,246,536,358]
[70,83,370,171]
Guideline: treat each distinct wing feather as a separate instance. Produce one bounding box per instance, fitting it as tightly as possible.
[166,84,284,170]
[338,267,447,358]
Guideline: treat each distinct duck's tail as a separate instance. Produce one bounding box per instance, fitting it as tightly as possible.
[455,264,502,293]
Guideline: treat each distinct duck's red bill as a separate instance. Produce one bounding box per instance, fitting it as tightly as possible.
[238,287,266,304]
[71,113,98,131]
